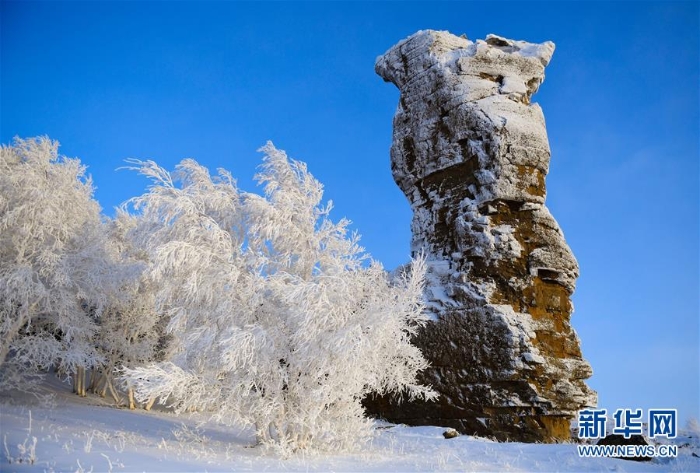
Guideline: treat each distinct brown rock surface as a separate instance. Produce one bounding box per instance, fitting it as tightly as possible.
[364,30,596,442]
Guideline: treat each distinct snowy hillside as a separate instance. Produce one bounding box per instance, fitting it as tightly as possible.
[2,379,698,472]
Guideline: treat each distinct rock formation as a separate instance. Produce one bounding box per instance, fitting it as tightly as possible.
[364,30,596,442]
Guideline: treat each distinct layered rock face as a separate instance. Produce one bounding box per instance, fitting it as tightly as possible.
[365,30,596,442]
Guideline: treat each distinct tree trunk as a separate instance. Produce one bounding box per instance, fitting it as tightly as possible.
[88,369,99,392]
[145,396,156,411]
[80,366,87,396]
[106,376,121,406]
[127,385,136,410]
[73,366,86,396]
[98,374,108,397]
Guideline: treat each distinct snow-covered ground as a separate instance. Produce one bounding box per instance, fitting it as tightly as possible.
[1,379,698,472]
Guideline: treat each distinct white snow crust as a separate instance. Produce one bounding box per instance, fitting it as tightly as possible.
[1,380,697,472]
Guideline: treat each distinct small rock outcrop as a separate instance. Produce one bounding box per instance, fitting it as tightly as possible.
[364,30,596,442]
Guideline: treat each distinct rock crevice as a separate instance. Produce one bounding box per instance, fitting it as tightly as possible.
[365,30,596,442]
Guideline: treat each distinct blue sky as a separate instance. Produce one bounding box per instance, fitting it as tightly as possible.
[2,1,698,425]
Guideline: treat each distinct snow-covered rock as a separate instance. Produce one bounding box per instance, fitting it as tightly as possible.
[365,30,596,442]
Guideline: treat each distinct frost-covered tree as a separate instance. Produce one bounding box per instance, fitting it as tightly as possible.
[0,137,116,387]
[90,211,165,407]
[124,143,436,452]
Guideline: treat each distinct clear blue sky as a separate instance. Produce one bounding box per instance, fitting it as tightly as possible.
[2,1,698,425]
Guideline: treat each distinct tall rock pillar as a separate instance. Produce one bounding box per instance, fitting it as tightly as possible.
[366,30,596,442]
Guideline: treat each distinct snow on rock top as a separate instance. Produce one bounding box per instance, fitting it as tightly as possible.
[364,29,596,443]
[376,29,555,208]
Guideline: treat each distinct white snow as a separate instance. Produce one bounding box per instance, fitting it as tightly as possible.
[2,379,699,472]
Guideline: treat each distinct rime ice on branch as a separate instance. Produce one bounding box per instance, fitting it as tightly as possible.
[364,30,596,442]
[122,144,436,453]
